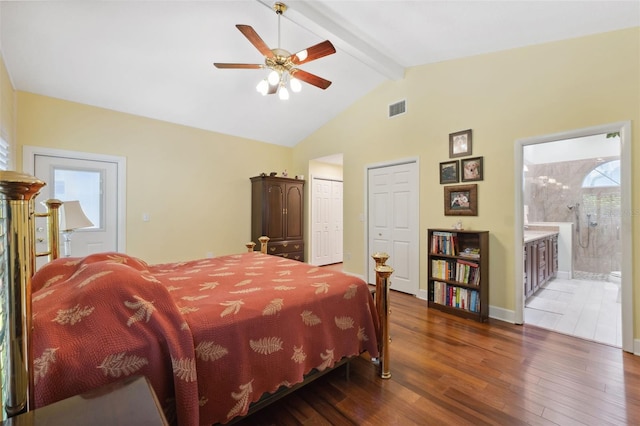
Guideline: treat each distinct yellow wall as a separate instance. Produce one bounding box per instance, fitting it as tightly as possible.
[309,159,343,181]
[16,92,294,263]
[0,53,16,160]
[293,28,639,318]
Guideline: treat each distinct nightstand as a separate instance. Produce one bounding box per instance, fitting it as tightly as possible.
[1,375,168,425]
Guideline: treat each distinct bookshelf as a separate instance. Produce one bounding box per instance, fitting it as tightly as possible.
[427,228,489,322]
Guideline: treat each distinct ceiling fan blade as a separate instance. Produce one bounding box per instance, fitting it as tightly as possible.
[291,69,332,90]
[291,40,336,65]
[213,63,263,69]
[236,24,274,59]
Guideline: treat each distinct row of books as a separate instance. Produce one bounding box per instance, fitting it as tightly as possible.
[432,281,481,313]
[430,231,457,255]
[431,258,480,285]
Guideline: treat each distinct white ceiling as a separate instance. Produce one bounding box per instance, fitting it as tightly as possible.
[1,1,638,147]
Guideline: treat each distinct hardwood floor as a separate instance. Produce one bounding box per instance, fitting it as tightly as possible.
[232,290,640,425]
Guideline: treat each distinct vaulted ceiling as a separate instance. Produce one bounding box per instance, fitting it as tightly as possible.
[2,1,638,147]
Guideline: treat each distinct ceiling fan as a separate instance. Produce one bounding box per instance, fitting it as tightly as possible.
[213,2,336,100]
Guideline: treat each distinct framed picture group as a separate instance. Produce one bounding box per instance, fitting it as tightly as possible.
[440,129,484,216]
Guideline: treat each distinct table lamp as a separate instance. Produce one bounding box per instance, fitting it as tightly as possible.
[60,200,94,257]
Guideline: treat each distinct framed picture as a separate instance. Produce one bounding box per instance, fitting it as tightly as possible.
[444,184,478,216]
[461,156,484,182]
[449,129,472,158]
[439,160,459,184]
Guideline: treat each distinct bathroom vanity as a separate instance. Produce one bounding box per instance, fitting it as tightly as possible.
[524,226,559,300]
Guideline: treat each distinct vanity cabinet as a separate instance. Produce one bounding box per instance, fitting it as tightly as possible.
[250,176,305,261]
[524,232,558,300]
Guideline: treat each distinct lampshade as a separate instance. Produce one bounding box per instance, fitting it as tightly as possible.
[60,201,93,231]
[290,77,302,93]
[267,70,280,85]
[256,79,269,96]
[278,85,289,100]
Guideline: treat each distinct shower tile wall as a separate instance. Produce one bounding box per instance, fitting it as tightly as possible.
[524,157,620,279]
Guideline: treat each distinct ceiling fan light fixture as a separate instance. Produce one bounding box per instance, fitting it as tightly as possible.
[296,50,308,62]
[268,69,280,85]
[278,85,290,100]
[290,77,302,93]
[213,2,335,100]
[256,79,269,96]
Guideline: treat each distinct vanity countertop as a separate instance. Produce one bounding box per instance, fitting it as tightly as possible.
[524,230,559,243]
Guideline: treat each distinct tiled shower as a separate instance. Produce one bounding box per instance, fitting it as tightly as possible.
[524,156,621,280]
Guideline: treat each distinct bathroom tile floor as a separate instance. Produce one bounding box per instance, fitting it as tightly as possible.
[524,277,621,347]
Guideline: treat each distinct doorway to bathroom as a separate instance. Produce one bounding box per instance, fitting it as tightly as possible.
[514,122,632,352]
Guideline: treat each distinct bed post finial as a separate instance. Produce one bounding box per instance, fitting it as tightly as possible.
[245,241,256,253]
[0,171,46,419]
[259,236,270,254]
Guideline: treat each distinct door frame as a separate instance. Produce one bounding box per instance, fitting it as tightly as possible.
[23,146,127,252]
[513,121,632,353]
[364,157,420,292]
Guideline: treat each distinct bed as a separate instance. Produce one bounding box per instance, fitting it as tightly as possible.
[0,171,393,425]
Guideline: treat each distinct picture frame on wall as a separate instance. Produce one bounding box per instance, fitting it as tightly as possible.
[439,160,459,184]
[449,129,473,158]
[461,156,484,182]
[444,184,478,216]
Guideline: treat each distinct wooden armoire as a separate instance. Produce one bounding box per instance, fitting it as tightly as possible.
[250,175,305,261]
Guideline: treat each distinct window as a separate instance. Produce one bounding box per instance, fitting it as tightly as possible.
[582,160,620,188]
[53,168,102,229]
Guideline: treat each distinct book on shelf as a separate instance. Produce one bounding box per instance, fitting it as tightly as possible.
[432,281,480,313]
[430,231,458,256]
[431,258,479,285]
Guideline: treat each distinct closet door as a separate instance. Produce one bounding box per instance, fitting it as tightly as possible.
[311,178,343,266]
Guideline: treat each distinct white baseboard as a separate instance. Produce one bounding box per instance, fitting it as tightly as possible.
[417,289,428,301]
[489,306,517,324]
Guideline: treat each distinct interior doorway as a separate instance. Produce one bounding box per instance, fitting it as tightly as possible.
[311,177,343,266]
[309,154,344,267]
[514,122,632,352]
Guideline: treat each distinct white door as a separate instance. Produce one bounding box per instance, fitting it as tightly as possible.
[368,161,419,295]
[24,147,125,267]
[311,178,344,266]
[312,178,332,265]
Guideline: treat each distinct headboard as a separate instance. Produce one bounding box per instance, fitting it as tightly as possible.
[0,171,46,418]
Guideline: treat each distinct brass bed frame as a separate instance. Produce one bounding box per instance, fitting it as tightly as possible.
[0,170,393,420]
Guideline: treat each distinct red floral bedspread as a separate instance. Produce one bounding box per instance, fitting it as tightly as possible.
[32,252,379,425]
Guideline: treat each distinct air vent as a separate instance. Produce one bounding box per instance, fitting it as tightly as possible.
[388,100,406,118]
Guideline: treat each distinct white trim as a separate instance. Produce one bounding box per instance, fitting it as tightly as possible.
[490,306,516,324]
[514,121,633,353]
[23,146,127,253]
[417,288,428,301]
